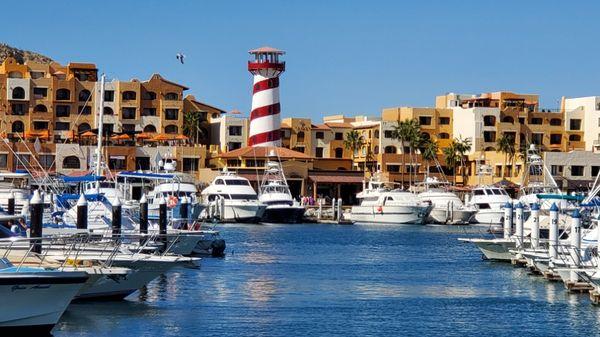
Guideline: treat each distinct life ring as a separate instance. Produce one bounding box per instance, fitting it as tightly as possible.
[167,196,178,208]
[377,206,383,213]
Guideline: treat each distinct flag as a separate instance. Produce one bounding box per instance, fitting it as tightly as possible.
[34,137,42,153]
[154,151,162,169]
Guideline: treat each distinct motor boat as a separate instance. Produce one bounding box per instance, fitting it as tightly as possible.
[350,173,432,224]
[414,177,477,225]
[201,168,266,223]
[0,172,31,215]
[258,161,305,223]
[468,185,512,225]
[0,259,88,335]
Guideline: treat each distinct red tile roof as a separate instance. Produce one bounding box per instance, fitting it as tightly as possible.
[218,146,311,160]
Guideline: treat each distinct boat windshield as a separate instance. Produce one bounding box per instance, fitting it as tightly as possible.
[225,179,250,186]
[229,194,257,200]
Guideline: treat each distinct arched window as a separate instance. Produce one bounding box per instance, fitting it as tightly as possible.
[12,87,25,99]
[63,156,81,169]
[484,146,496,151]
[421,132,430,140]
[384,146,397,154]
[122,91,136,100]
[483,115,496,126]
[164,92,178,100]
[34,104,47,113]
[334,148,343,158]
[501,116,514,123]
[569,134,581,141]
[438,132,450,139]
[143,91,156,100]
[78,123,91,133]
[165,125,178,134]
[78,90,91,102]
[143,124,157,133]
[374,130,380,138]
[8,71,22,78]
[11,121,24,133]
[103,107,114,115]
[297,131,305,142]
[56,89,70,101]
[374,146,379,154]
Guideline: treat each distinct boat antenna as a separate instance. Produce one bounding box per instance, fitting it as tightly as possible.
[96,74,106,179]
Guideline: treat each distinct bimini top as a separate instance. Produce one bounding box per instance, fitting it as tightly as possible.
[60,174,105,183]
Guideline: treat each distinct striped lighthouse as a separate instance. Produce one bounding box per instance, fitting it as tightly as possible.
[247,46,286,147]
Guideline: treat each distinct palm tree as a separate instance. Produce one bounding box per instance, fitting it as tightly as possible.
[183,110,207,143]
[452,136,472,185]
[343,130,365,170]
[443,142,460,185]
[496,134,516,179]
[419,138,439,178]
[392,118,421,187]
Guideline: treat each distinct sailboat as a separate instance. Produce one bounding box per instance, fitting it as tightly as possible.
[258,161,305,223]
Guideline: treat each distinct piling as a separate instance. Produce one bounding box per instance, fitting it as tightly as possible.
[139,194,148,235]
[569,209,582,283]
[530,203,540,250]
[332,198,337,220]
[7,192,14,215]
[503,202,513,239]
[159,196,167,245]
[336,198,342,222]
[181,196,189,229]
[514,202,524,248]
[548,203,559,260]
[76,194,88,230]
[112,197,122,237]
[318,200,323,220]
[29,190,43,254]
[219,196,225,221]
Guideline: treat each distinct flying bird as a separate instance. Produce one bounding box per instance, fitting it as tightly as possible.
[176,53,185,64]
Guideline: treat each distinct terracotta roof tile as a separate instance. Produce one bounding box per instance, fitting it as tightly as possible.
[218,146,311,160]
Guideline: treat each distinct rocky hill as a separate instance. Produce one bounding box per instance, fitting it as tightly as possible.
[0,43,53,64]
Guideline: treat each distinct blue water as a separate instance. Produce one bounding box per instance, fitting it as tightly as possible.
[54,224,600,337]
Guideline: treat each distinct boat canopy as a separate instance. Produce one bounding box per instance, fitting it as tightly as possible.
[536,193,584,201]
[117,171,175,180]
[60,174,106,183]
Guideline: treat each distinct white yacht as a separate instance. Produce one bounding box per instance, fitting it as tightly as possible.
[414,177,477,225]
[468,185,512,225]
[0,172,31,215]
[350,174,433,224]
[201,169,266,223]
[258,161,305,223]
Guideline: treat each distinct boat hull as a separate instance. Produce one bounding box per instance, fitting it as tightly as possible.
[472,209,504,225]
[350,205,431,224]
[262,205,305,224]
[222,204,267,223]
[428,208,476,225]
[460,238,515,261]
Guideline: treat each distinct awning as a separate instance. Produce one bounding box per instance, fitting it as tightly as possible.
[309,175,364,184]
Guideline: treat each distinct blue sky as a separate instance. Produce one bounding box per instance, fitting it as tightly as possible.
[3,1,598,120]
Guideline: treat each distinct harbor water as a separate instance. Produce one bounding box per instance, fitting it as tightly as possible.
[54,224,600,337]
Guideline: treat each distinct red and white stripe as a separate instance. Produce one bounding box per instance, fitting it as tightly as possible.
[248,73,281,147]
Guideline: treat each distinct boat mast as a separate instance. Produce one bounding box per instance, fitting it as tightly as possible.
[96,74,106,178]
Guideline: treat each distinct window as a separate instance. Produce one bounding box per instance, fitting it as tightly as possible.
[421,132,430,140]
[418,116,432,125]
[33,87,47,98]
[568,119,582,131]
[182,158,199,172]
[33,121,48,130]
[78,123,91,133]
[335,132,344,140]
[39,155,54,169]
[297,131,305,142]
[386,165,400,172]
[531,133,543,145]
[215,179,224,185]
[103,107,114,115]
[518,117,525,124]
[374,146,379,154]
[316,131,324,139]
[384,146,397,154]
[501,116,514,123]
[11,87,25,99]
[79,106,92,115]
[122,91,136,100]
[228,142,242,150]
[164,92,178,100]
[593,166,600,177]
[55,89,70,101]
[245,160,265,167]
[438,132,450,139]
[483,131,496,142]
[384,130,394,138]
[104,90,114,102]
[78,90,91,102]
[439,117,450,125]
[63,156,81,169]
[30,71,44,79]
[108,156,127,170]
[56,105,70,117]
[571,165,584,176]
[569,134,581,142]
[142,108,156,116]
[135,157,150,170]
[164,125,178,134]
[15,154,30,169]
[315,147,324,158]
[143,125,157,133]
[229,126,242,136]
[143,91,156,100]
[55,122,70,131]
[11,121,24,133]
[102,124,114,136]
[0,154,7,169]
[334,148,343,158]
[530,117,543,125]
[374,130,380,138]
[165,109,178,120]
[550,133,562,145]
[122,124,135,132]
[11,103,26,115]
[550,118,561,126]
[483,116,496,126]
[122,107,136,119]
